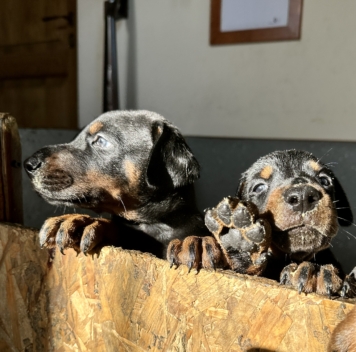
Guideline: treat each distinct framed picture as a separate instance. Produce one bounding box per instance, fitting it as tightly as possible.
[210,0,303,45]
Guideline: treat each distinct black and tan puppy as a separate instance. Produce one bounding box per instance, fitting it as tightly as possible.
[24,110,210,258]
[168,150,356,297]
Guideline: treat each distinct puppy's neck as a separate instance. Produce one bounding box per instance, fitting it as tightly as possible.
[119,184,200,224]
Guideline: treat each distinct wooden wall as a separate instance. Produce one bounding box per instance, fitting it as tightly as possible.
[0,222,354,351]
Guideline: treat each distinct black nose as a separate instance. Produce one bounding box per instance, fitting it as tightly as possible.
[24,156,43,175]
[283,185,322,213]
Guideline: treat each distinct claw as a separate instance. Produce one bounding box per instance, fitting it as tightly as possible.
[208,257,216,271]
[188,261,193,273]
[169,258,177,269]
[280,273,288,285]
[298,282,304,294]
[341,283,348,298]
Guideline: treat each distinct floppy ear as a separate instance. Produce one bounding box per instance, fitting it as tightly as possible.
[146,121,200,189]
[333,176,353,226]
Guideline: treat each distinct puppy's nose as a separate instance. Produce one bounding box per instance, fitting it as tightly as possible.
[283,185,322,213]
[24,156,43,175]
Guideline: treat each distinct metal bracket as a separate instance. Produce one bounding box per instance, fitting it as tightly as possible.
[103,0,129,112]
[106,0,128,20]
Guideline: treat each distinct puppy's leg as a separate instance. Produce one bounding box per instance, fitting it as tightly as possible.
[167,236,224,272]
[205,197,272,275]
[40,215,117,255]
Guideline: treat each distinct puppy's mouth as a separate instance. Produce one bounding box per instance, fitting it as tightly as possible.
[272,223,333,259]
[31,171,93,207]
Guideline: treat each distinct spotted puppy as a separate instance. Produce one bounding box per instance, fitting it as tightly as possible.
[24,110,210,258]
[168,150,356,297]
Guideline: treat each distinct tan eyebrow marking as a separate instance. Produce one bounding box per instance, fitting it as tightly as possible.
[89,122,103,135]
[260,165,273,179]
[309,160,322,172]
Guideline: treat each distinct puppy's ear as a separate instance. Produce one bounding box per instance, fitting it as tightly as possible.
[146,121,200,189]
[333,176,353,226]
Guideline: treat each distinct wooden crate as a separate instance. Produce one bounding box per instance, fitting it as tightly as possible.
[0,222,354,352]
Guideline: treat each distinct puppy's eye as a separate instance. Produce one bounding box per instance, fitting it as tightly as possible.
[253,183,267,193]
[318,176,331,187]
[92,136,111,148]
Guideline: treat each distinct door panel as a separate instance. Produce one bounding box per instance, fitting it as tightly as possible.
[0,0,77,128]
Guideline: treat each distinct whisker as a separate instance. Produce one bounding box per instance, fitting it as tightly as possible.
[76,195,82,204]
[118,196,127,214]
[317,148,333,163]
[325,162,338,168]
[324,205,353,211]
[337,216,356,227]
[339,228,356,240]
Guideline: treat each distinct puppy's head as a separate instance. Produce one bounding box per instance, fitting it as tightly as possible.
[238,150,353,261]
[24,110,200,217]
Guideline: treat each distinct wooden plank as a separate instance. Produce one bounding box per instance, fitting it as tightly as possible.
[0,222,354,351]
[0,0,77,129]
[0,113,23,224]
[0,223,49,351]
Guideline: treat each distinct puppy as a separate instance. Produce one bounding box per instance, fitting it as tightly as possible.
[168,150,356,297]
[24,110,210,258]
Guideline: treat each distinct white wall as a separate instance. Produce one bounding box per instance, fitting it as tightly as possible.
[78,0,356,141]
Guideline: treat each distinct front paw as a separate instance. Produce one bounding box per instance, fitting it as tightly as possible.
[167,236,224,272]
[39,214,115,255]
[280,262,343,297]
[204,197,271,275]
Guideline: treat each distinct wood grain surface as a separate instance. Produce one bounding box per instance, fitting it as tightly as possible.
[0,113,23,224]
[0,222,354,351]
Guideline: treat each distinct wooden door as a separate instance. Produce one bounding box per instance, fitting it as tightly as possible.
[0,0,77,129]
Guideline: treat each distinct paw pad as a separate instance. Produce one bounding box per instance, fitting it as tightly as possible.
[205,196,271,275]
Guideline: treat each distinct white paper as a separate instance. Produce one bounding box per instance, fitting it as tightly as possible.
[221,0,289,32]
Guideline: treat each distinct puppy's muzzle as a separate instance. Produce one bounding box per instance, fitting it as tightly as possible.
[24,154,73,191]
[283,185,322,213]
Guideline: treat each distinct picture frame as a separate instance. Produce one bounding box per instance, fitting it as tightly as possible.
[210,0,303,45]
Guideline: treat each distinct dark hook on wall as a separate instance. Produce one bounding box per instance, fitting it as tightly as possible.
[103,0,128,113]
